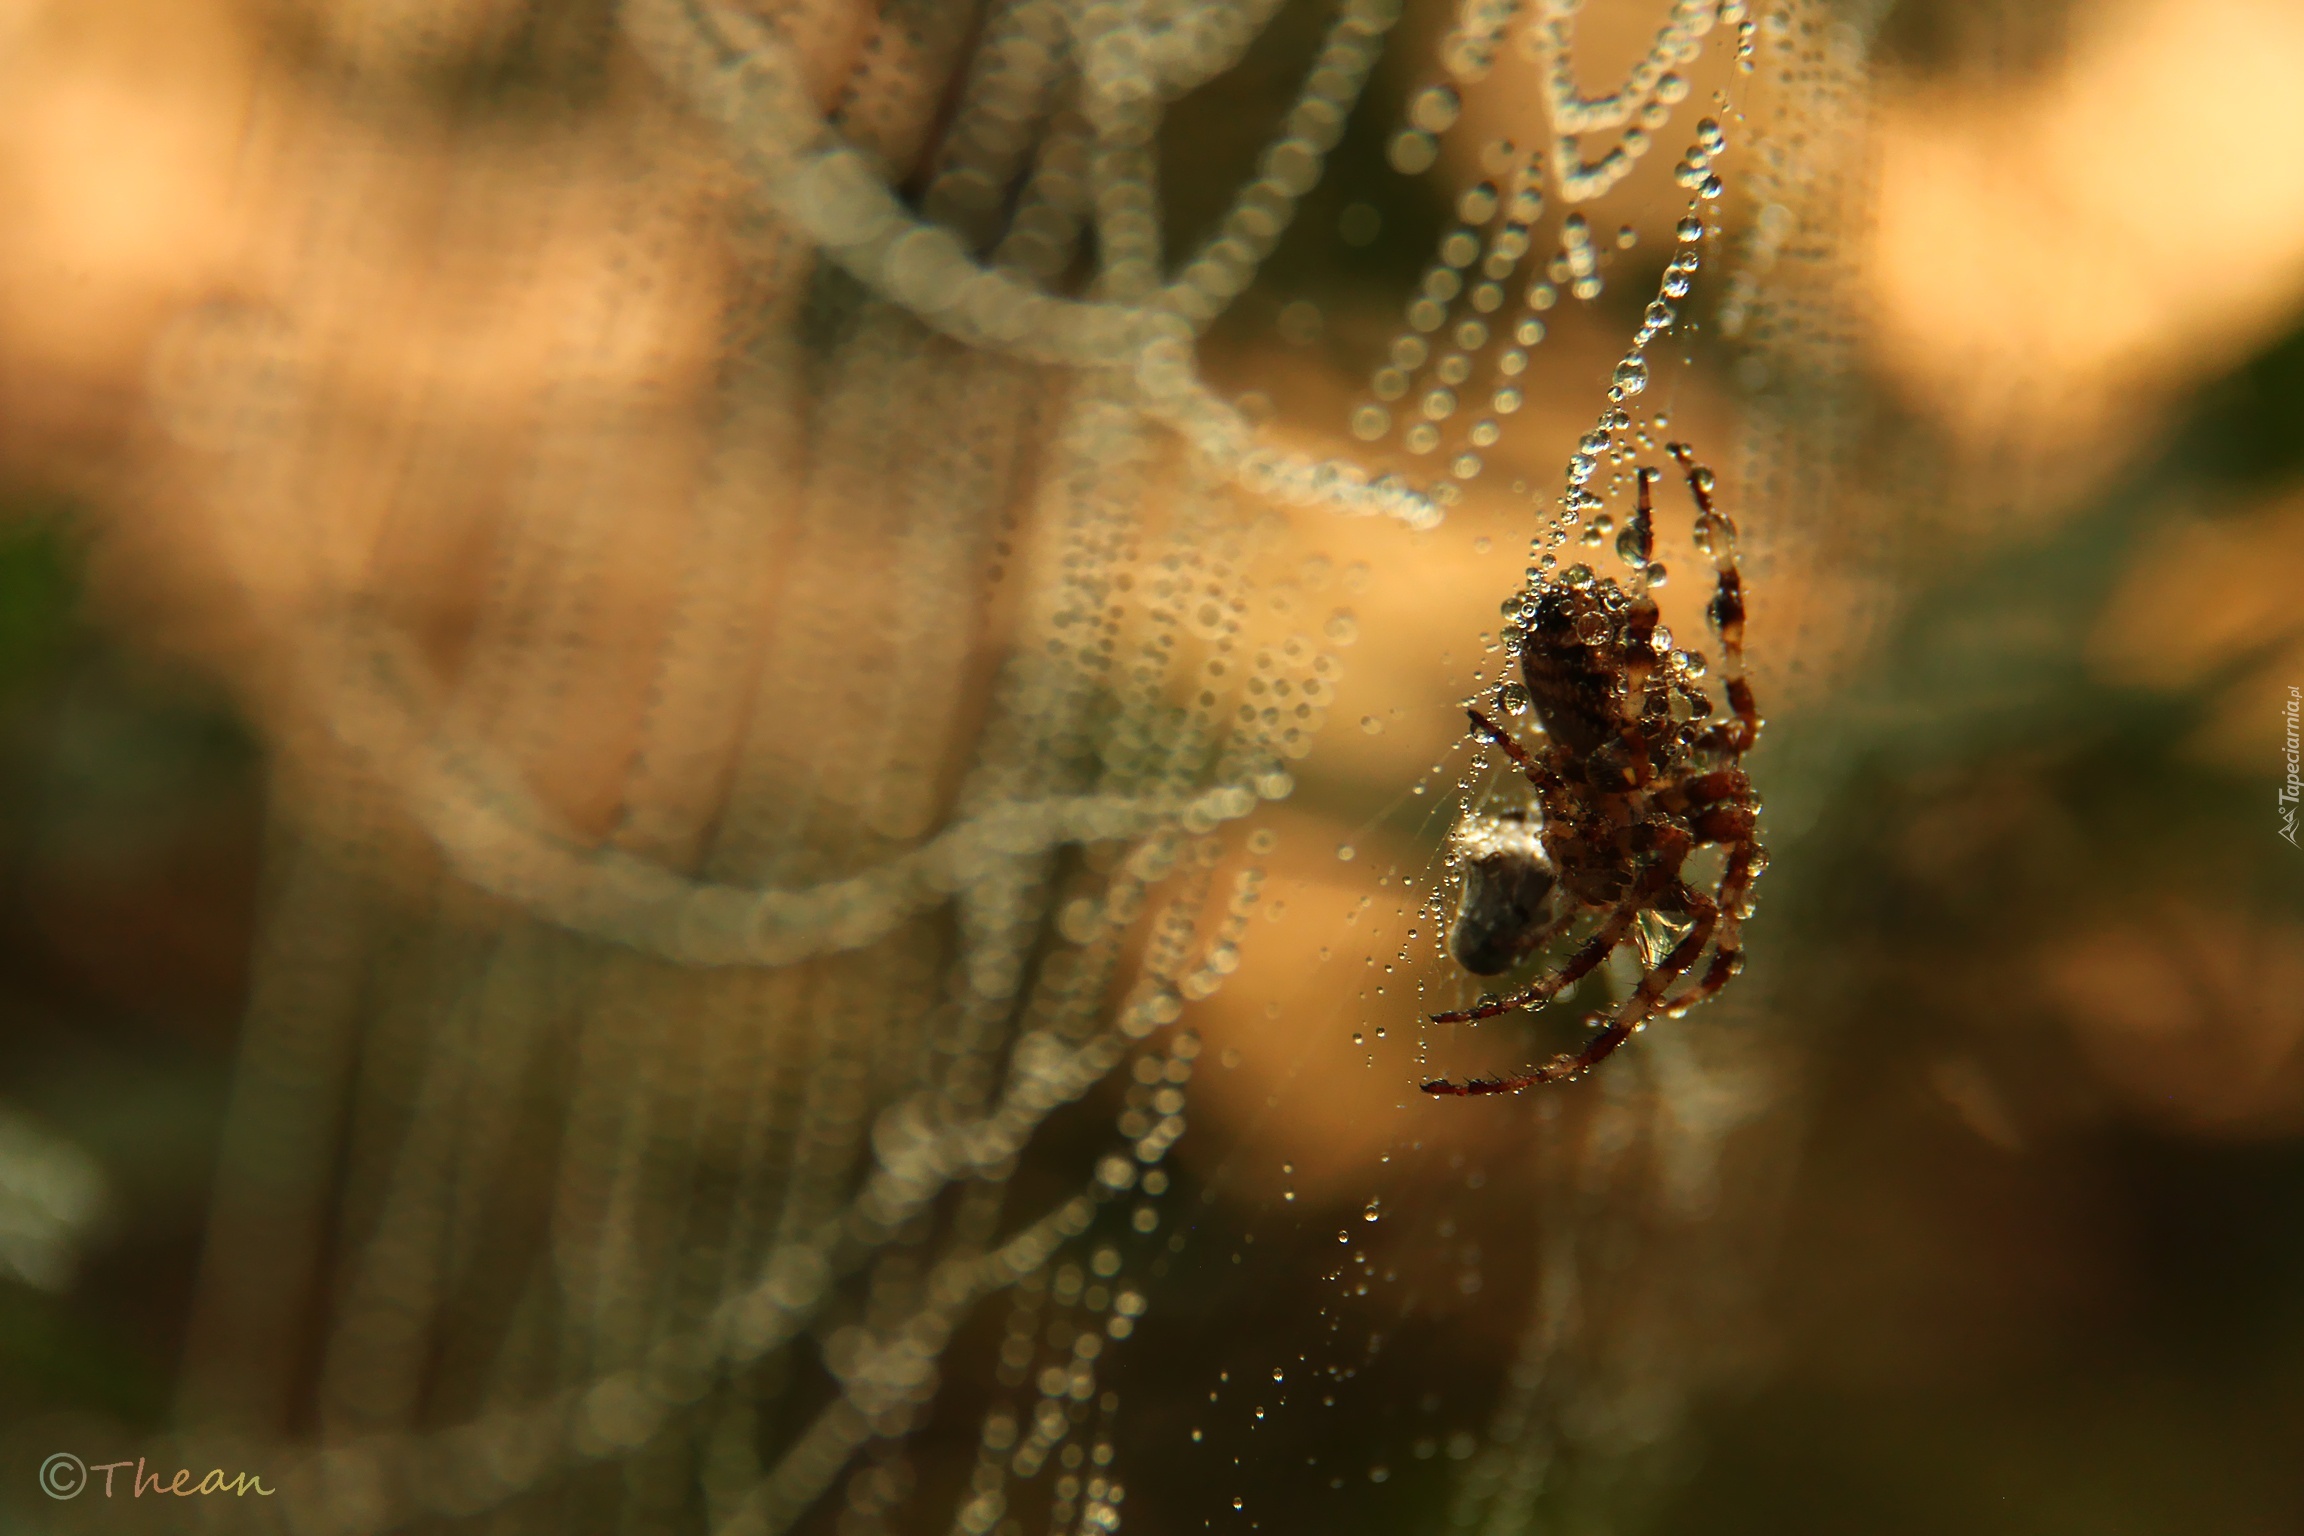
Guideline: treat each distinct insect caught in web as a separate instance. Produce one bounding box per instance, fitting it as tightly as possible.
[1421,443,1766,1096]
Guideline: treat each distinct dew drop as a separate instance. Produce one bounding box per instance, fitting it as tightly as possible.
[1408,85,1462,134]
[1675,215,1704,242]
[1350,404,1391,441]
[1277,300,1324,345]
[1387,130,1439,175]
[1336,844,1357,862]
[1455,181,1499,225]
[1612,356,1649,396]
[1501,682,1531,714]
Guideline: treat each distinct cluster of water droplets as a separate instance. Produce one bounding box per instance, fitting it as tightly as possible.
[1347,0,1746,502]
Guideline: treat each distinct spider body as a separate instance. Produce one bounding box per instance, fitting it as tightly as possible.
[1423,444,1765,1096]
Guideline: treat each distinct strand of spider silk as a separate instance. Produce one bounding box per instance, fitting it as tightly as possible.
[649,316,964,1522]
[314,180,712,1448]
[835,384,1193,1201]
[1039,469,1254,1064]
[1442,1105,1576,1535]
[920,0,1074,245]
[1535,0,1722,201]
[1382,0,1514,182]
[1534,0,1721,133]
[704,1187,1110,1536]
[610,271,815,868]
[1542,205,1708,553]
[311,920,556,1439]
[943,378,1155,1031]
[305,976,1114,1530]
[959,1273,1052,1536]
[1352,148,1540,450]
[989,105,1096,282]
[1405,172,1543,470]
[312,614,1284,963]
[619,0,1436,529]
[1115,0,1293,101]
[835,561,1259,1272]
[1158,0,1401,331]
[244,948,1126,1528]
[245,1166,1114,1536]
[1106,478,1287,1041]
[917,460,1224,1248]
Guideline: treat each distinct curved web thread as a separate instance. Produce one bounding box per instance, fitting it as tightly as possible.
[163,3,1411,1534]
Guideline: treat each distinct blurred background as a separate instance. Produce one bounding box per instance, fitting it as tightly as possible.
[2,0,2302,1532]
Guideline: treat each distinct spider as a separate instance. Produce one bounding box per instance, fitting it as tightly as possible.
[1421,442,1765,1096]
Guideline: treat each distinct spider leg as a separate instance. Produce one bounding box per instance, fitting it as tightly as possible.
[1428,898,1639,1024]
[1662,836,1759,1018]
[1465,706,1562,796]
[1668,442,1760,754]
[1424,884,1717,1095]
[1626,466,1657,566]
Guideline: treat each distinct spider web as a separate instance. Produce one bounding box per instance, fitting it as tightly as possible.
[39,2,1884,1533]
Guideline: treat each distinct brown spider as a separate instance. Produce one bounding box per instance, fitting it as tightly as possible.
[1421,443,1765,1096]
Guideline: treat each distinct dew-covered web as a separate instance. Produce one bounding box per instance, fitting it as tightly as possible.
[108,2,1876,1534]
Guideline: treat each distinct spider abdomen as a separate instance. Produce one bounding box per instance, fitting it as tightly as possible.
[1446,812,1558,975]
